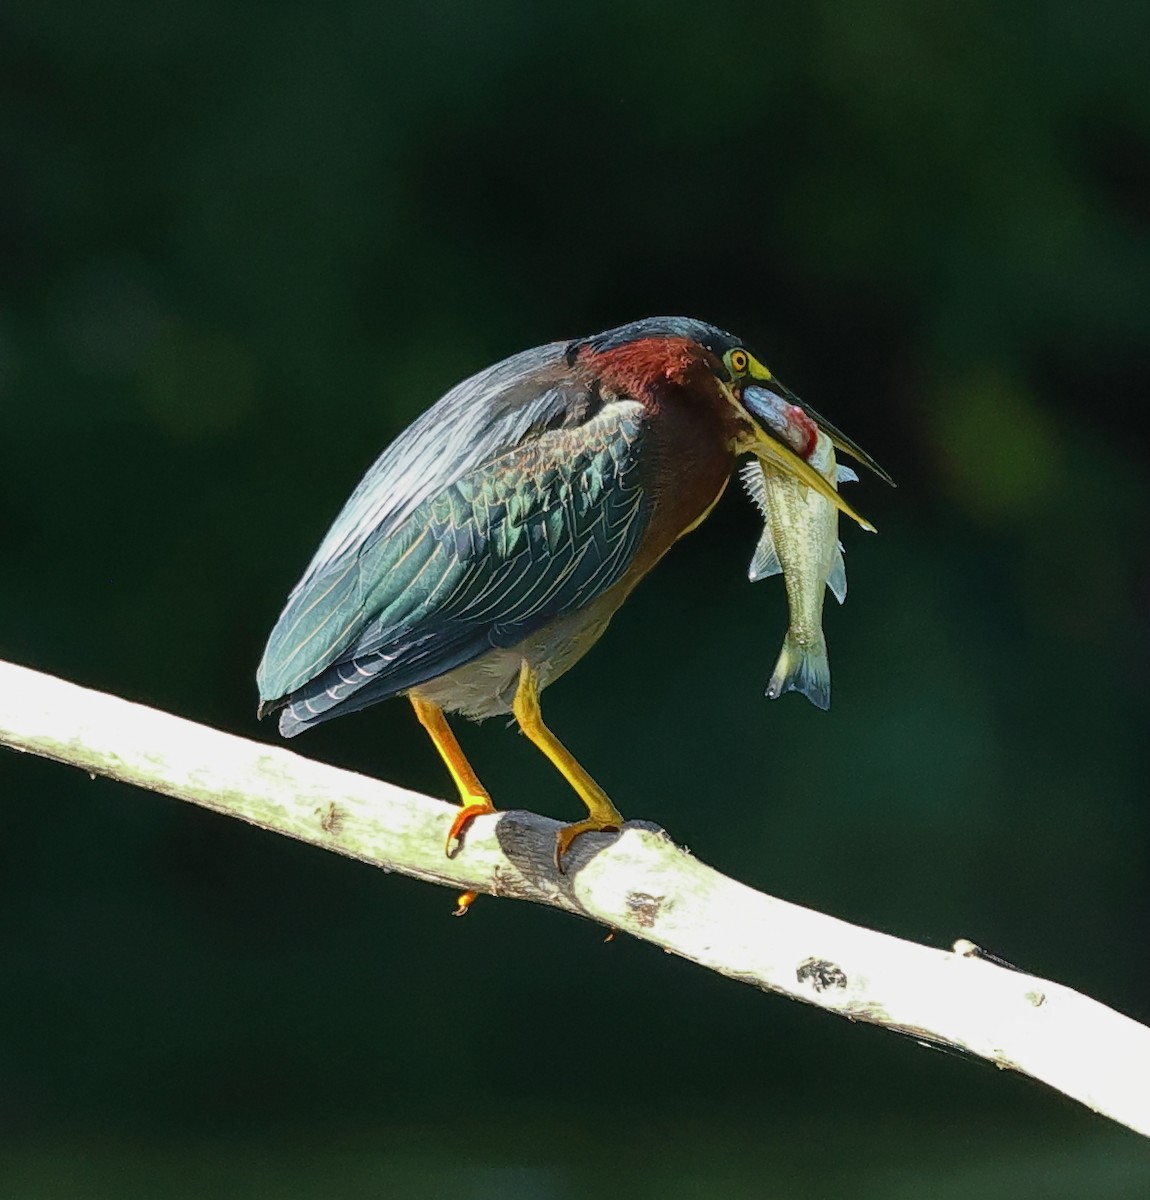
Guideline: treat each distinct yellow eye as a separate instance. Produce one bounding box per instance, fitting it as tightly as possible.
[728,349,749,375]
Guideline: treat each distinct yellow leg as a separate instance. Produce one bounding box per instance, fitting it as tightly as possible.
[409,695,494,859]
[511,660,624,869]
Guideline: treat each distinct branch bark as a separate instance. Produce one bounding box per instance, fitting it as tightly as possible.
[2,657,1148,1136]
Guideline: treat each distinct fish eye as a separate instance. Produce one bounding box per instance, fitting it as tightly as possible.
[727,348,750,376]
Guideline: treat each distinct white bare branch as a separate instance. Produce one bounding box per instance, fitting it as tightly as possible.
[2,657,1148,1137]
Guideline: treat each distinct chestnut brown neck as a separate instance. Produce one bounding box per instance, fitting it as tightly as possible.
[580,336,739,577]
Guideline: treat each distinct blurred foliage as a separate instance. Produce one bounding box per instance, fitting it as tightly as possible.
[2,0,1149,1192]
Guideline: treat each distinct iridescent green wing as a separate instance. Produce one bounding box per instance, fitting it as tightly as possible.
[388,399,648,641]
[258,341,591,704]
[262,398,651,733]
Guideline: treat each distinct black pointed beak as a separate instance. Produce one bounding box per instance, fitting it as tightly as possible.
[757,378,895,487]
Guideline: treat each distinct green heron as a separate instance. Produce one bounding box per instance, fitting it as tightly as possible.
[257,317,887,867]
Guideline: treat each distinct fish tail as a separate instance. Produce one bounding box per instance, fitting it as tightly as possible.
[766,632,831,710]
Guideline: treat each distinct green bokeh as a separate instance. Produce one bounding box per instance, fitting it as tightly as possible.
[2,0,1148,1192]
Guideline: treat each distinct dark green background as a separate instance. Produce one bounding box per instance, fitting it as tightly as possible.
[2,1,1149,1195]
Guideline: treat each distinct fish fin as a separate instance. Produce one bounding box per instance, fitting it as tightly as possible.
[766,633,831,710]
[740,460,768,515]
[835,464,859,485]
[827,544,847,604]
[749,533,782,583]
[741,462,783,581]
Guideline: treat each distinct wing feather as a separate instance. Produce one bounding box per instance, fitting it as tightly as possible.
[260,397,650,732]
[304,342,582,570]
[258,342,598,702]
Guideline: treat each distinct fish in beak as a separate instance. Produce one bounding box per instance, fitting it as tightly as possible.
[731,382,878,533]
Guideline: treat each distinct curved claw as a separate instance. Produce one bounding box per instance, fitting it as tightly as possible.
[445,798,495,857]
[453,890,479,917]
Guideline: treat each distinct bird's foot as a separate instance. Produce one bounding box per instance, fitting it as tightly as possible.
[445,795,496,857]
[453,890,479,917]
[446,799,493,916]
[554,817,621,873]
